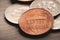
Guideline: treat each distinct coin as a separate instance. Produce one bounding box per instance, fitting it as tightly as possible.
[30,0,60,16]
[5,4,30,24]
[18,8,54,35]
[52,15,60,30]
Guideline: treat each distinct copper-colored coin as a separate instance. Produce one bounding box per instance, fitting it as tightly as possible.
[19,8,54,35]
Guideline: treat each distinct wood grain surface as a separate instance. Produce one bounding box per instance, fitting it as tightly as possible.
[0,0,60,40]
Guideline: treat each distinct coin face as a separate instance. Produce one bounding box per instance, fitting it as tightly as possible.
[30,0,60,16]
[19,8,54,35]
[5,4,29,24]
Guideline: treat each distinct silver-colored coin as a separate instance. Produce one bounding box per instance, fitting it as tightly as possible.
[30,0,60,16]
[30,0,60,30]
[52,16,60,30]
[5,4,30,24]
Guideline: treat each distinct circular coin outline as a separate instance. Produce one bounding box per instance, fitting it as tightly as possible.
[18,8,54,35]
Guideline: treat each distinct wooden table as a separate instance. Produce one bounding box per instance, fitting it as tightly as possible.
[0,0,60,40]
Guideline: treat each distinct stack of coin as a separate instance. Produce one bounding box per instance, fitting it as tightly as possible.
[5,0,60,36]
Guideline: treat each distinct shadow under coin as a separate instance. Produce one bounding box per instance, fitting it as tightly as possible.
[4,17,19,28]
[10,0,18,4]
[18,26,51,39]
[51,29,60,33]
[10,0,33,5]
